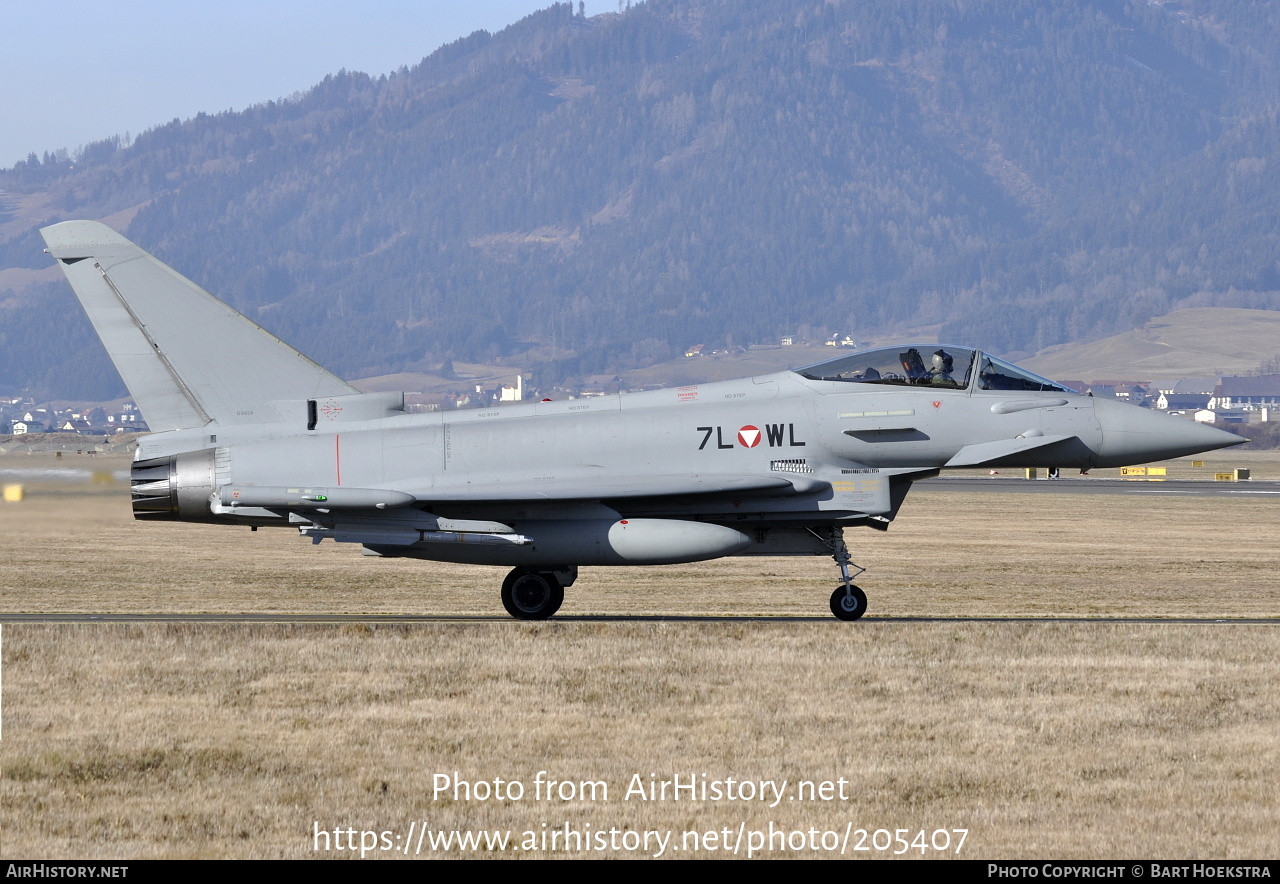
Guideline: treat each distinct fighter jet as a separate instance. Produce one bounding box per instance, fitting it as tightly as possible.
[41,220,1245,620]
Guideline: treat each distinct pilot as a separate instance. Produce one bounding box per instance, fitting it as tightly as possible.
[929,349,957,387]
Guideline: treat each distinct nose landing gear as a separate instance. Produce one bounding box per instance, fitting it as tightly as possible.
[809,528,868,621]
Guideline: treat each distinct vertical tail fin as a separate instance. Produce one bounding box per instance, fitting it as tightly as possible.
[41,220,356,431]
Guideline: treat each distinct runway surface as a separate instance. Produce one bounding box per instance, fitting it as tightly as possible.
[918,476,1280,496]
[4,612,1278,624]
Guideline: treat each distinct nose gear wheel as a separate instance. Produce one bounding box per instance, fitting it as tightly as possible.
[808,528,869,621]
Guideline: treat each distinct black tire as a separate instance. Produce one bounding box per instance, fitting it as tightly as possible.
[501,569,564,620]
[829,585,868,621]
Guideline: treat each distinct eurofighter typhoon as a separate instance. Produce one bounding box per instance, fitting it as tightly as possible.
[42,221,1244,620]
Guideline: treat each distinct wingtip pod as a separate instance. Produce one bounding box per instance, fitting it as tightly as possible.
[42,219,357,432]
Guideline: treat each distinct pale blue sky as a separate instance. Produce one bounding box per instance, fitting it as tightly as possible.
[1,1,611,167]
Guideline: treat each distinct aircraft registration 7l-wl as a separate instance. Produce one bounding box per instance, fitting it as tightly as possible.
[42,221,1244,620]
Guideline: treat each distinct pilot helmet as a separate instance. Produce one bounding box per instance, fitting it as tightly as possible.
[932,349,953,373]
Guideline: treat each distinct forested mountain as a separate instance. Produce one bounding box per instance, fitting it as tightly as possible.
[3,0,1279,399]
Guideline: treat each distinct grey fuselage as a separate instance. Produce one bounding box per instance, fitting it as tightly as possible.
[130,356,1236,567]
[42,220,1246,614]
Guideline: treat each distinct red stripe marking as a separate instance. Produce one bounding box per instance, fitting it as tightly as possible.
[335,434,342,486]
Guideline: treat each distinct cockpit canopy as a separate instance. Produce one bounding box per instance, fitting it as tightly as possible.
[794,345,1074,393]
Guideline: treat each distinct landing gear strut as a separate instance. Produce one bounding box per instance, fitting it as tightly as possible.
[500,567,572,620]
[809,529,868,621]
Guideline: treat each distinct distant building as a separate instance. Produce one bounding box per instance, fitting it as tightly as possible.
[1114,383,1151,406]
[1210,375,1280,411]
[1156,392,1211,411]
[1172,378,1218,396]
[1090,379,1152,390]
[499,375,524,402]
[1195,408,1251,424]
[1156,377,1219,410]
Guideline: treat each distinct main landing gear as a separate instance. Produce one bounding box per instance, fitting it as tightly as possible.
[496,544,870,621]
[499,566,576,620]
[809,529,869,621]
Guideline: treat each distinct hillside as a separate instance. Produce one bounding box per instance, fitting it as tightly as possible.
[1021,308,1280,383]
[3,0,1280,399]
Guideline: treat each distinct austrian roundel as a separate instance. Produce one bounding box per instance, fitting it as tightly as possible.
[737,425,761,448]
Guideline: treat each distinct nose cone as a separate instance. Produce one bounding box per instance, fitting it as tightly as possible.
[1093,398,1246,467]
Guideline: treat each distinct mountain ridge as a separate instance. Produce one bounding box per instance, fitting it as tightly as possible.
[2,0,1278,399]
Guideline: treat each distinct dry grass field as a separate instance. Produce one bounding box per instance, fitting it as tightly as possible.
[1,451,1277,859]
